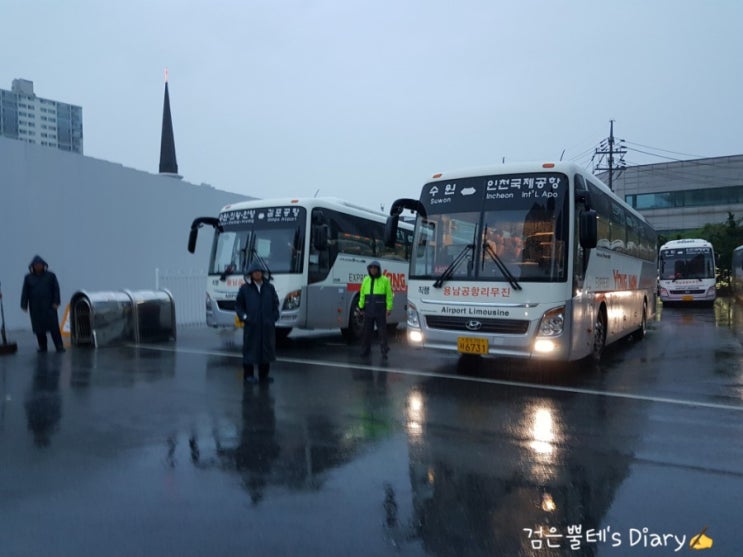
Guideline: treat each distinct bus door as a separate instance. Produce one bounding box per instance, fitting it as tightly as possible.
[306,210,346,329]
[572,174,596,358]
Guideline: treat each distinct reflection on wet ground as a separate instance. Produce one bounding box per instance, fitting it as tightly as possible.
[0,301,742,556]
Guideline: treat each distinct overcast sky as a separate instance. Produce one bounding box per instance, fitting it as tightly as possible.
[2,0,741,210]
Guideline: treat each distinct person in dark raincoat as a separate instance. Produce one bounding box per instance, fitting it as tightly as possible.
[20,255,65,353]
[235,262,280,384]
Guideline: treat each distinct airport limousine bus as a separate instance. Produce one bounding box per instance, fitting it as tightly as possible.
[188,198,412,341]
[384,162,658,361]
[658,239,716,304]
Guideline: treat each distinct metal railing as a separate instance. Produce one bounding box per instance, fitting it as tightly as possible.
[155,269,206,326]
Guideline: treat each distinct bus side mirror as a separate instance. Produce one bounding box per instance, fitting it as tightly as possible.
[188,228,198,253]
[313,224,329,251]
[384,215,399,248]
[579,210,598,249]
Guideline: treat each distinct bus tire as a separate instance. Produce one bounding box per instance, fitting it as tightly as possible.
[633,302,647,341]
[341,295,364,343]
[591,306,607,362]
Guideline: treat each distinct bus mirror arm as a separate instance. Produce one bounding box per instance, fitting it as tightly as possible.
[575,191,592,211]
[386,198,426,248]
[188,217,222,253]
[389,198,426,219]
[384,216,398,248]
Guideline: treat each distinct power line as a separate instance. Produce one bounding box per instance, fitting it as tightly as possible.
[623,141,707,160]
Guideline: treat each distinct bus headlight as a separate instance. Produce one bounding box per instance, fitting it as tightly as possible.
[534,339,556,353]
[538,306,565,337]
[407,302,421,328]
[206,292,213,310]
[282,290,301,310]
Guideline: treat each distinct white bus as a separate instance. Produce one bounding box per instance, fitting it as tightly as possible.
[188,197,412,341]
[657,239,716,305]
[384,162,658,362]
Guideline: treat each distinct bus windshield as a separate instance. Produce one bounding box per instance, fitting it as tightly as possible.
[411,173,569,282]
[659,247,714,280]
[210,206,306,275]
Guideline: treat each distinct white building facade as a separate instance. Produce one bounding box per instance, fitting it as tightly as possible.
[602,155,743,235]
[0,79,83,153]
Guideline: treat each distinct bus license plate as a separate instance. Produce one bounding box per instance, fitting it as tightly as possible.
[457,337,488,355]
[681,295,694,302]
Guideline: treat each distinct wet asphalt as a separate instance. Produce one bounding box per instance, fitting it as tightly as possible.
[1,299,742,556]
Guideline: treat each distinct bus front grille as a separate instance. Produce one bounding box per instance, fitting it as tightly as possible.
[668,289,706,295]
[425,315,529,335]
[217,300,236,311]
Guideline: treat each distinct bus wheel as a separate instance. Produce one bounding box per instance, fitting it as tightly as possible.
[341,296,364,343]
[592,308,607,362]
[633,303,647,340]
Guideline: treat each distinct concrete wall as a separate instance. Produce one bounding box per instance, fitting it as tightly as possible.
[0,137,249,331]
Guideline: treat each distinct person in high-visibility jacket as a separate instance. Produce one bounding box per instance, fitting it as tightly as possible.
[358,260,394,360]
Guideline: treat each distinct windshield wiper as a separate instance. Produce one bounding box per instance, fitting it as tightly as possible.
[251,248,272,280]
[481,237,522,291]
[218,264,236,281]
[242,234,273,280]
[433,244,474,288]
[241,233,256,272]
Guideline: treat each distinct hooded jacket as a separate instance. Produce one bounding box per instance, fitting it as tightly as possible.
[358,260,393,313]
[235,263,280,365]
[21,255,62,334]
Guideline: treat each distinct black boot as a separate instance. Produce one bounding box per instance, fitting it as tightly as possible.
[243,364,257,384]
[258,363,273,384]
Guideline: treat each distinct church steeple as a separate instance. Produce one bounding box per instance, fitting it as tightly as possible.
[159,69,181,177]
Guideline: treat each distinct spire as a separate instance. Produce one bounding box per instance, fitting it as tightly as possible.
[159,69,181,177]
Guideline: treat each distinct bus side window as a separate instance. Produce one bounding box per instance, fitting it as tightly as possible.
[309,220,331,284]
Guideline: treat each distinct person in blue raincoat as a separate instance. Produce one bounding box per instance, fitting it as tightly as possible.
[235,262,280,384]
[20,255,65,353]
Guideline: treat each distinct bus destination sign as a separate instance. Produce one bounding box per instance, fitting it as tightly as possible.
[219,206,304,226]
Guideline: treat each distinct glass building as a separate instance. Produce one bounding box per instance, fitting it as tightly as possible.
[0,79,83,154]
[600,155,743,234]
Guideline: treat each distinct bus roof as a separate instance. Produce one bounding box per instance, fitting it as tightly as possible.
[660,238,714,250]
[425,161,586,181]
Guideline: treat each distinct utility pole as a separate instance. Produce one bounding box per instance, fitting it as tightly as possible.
[593,120,627,191]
